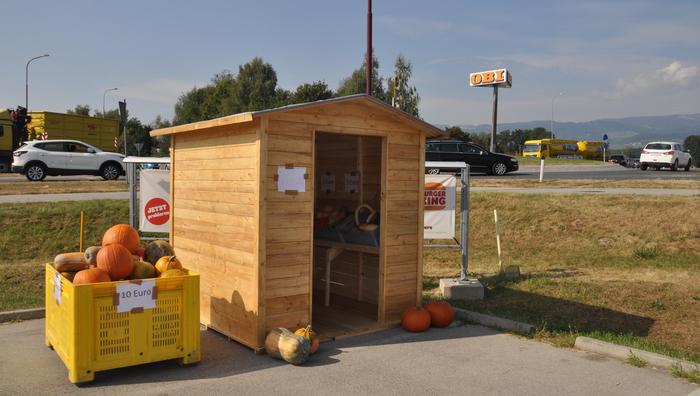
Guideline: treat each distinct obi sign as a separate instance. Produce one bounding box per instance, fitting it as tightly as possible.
[139,169,170,233]
[469,68,512,88]
[424,175,456,239]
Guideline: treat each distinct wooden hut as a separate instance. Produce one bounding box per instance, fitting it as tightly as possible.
[151,94,442,351]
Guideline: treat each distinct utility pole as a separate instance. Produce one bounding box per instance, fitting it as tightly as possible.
[366,0,372,96]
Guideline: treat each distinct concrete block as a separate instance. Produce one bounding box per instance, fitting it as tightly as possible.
[0,308,45,323]
[574,336,700,373]
[439,278,484,300]
[454,308,534,334]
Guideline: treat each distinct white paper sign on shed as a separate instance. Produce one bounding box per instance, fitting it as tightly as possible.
[424,175,456,239]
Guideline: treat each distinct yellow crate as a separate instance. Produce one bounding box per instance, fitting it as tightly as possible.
[45,264,201,384]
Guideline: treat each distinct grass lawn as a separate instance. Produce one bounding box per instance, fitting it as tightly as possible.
[0,180,128,195]
[424,192,700,360]
[0,200,129,311]
[1,193,698,369]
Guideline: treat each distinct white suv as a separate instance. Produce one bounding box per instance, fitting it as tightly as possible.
[639,141,692,171]
[12,140,125,181]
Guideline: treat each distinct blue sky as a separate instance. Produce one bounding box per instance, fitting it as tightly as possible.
[1,0,699,126]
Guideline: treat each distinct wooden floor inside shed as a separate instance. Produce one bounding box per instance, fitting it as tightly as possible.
[312,295,382,341]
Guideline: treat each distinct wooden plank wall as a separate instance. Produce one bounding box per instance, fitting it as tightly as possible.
[171,123,261,348]
[262,118,314,335]
[384,131,424,322]
[265,101,424,327]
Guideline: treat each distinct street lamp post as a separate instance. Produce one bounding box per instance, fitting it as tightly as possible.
[550,92,564,139]
[103,88,119,117]
[26,54,50,110]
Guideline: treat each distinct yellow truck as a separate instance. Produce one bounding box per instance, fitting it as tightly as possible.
[0,109,120,172]
[0,109,15,172]
[522,138,604,160]
[27,111,119,152]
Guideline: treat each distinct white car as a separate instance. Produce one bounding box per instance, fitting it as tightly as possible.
[639,141,692,171]
[12,140,125,181]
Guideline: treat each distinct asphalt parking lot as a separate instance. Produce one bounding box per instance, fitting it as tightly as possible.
[482,164,699,181]
[0,320,696,395]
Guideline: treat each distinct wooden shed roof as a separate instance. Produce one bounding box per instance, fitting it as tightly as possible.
[150,94,443,138]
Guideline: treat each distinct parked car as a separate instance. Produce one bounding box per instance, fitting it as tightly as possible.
[639,141,692,171]
[425,140,519,175]
[609,154,627,167]
[12,139,125,181]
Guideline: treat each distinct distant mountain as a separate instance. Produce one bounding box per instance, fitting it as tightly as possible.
[440,114,700,148]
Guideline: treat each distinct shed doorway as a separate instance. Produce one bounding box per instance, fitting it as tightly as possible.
[312,132,383,339]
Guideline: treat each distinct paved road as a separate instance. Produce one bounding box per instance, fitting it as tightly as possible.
[491,164,700,181]
[472,186,700,196]
[0,174,105,184]
[0,320,695,395]
[0,191,128,203]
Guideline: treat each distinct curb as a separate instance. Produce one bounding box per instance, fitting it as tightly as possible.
[0,308,45,323]
[574,336,700,373]
[453,308,534,334]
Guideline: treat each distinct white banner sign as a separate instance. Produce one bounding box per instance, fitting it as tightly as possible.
[424,175,456,239]
[114,280,157,313]
[139,169,171,233]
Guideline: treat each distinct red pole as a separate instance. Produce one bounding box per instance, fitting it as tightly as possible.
[366,0,372,96]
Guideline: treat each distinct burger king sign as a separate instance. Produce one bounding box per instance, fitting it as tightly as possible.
[424,175,456,239]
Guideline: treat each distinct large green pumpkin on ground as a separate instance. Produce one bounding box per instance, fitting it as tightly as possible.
[264,328,311,365]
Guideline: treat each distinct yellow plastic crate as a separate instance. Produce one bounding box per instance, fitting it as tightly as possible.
[45,264,201,383]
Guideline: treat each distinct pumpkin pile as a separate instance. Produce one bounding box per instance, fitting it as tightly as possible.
[265,325,321,365]
[52,224,186,285]
[400,300,455,332]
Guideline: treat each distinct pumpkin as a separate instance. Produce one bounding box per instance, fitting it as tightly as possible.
[84,246,101,266]
[102,224,140,254]
[73,267,111,285]
[160,268,187,278]
[422,300,455,328]
[131,260,157,279]
[155,255,182,275]
[134,245,146,258]
[54,252,90,272]
[60,271,77,282]
[294,325,320,354]
[144,240,175,266]
[264,328,310,365]
[401,306,431,332]
[96,243,133,280]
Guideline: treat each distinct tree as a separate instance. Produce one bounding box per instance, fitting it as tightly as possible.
[443,126,470,141]
[151,115,172,156]
[387,55,420,117]
[173,85,218,125]
[116,117,153,156]
[66,105,92,116]
[684,135,700,167]
[337,53,386,100]
[291,81,333,104]
[226,57,280,112]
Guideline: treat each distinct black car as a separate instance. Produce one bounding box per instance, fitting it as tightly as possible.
[425,140,519,175]
[609,154,627,167]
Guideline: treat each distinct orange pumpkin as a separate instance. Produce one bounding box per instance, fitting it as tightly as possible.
[155,255,182,275]
[401,306,431,332]
[73,267,111,285]
[102,224,140,254]
[96,243,133,280]
[423,300,455,328]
